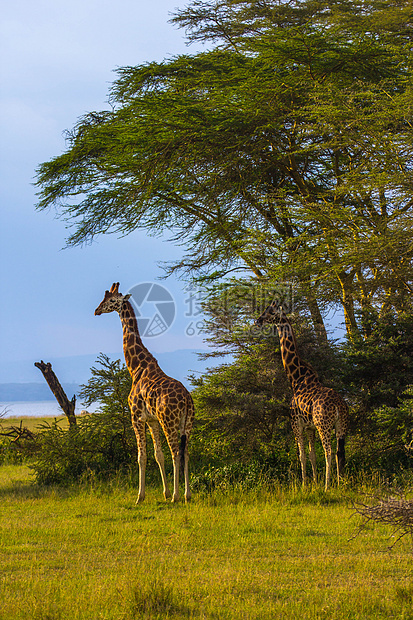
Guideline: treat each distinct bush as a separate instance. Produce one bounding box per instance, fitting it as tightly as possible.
[31,412,138,485]
[190,457,297,493]
[343,309,413,411]
[346,387,413,477]
[0,415,38,465]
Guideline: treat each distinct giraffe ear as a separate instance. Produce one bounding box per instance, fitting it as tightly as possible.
[124,293,131,301]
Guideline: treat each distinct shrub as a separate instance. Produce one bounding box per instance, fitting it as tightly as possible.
[31,355,139,485]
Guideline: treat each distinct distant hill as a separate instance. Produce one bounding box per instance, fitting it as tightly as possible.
[0,383,80,402]
[0,349,227,402]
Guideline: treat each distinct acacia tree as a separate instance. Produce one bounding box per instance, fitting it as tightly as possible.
[188,277,350,478]
[36,0,413,340]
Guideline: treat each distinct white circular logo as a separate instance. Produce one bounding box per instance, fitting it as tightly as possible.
[128,282,175,337]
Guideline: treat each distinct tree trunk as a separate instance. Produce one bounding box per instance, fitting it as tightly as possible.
[305,290,329,347]
[34,360,77,428]
[337,270,359,342]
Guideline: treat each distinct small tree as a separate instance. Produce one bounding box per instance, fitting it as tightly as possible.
[32,355,136,485]
[343,310,413,411]
[191,343,292,467]
[78,353,132,448]
[190,279,346,481]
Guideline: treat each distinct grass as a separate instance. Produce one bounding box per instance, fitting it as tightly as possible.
[1,464,413,620]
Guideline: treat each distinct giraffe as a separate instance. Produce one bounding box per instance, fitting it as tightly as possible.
[95,283,194,503]
[256,303,349,490]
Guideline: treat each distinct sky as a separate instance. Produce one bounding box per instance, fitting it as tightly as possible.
[0,0,213,386]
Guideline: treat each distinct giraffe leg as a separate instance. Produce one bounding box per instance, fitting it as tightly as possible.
[291,409,307,486]
[336,434,346,484]
[147,420,172,501]
[307,429,317,484]
[180,398,193,503]
[131,412,147,503]
[296,432,307,487]
[335,408,346,484]
[183,440,191,503]
[160,421,180,503]
[180,433,191,502]
[319,433,332,491]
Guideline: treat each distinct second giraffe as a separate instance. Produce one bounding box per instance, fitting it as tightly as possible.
[256,302,349,490]
[95,283,194,503]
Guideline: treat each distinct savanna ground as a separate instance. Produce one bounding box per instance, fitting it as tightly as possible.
[1,449,413,620]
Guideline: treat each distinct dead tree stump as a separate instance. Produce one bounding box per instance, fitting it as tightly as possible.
[34,360,77,428]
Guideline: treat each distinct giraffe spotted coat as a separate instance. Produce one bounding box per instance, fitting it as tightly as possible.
[256,304,349,490]
[95,283,194,503]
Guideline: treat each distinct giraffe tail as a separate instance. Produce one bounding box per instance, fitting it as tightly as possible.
[179,434,187,476]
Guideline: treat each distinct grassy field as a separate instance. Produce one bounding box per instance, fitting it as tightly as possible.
[0,415,69,431]
[1,465,413,620]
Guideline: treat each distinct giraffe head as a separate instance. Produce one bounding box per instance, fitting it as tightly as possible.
[95,282,131,316]
[255,301,283,327]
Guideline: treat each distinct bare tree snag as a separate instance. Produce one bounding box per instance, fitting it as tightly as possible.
[34,360,77,428]
[351,490,413,549]
[0,421,35,442]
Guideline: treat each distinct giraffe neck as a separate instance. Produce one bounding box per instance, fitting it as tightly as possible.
[119,300,156,377]
[277,315,318,388]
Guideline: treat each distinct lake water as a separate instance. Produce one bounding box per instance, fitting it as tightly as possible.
[0,401,101,418]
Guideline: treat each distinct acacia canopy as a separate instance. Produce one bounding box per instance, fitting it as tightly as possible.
[36,0,413,338]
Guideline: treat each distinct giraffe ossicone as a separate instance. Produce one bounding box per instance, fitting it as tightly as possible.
[256,303,349,491]
[95,282,194,503]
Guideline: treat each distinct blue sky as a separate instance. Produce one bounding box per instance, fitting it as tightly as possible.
[0,0,212,385]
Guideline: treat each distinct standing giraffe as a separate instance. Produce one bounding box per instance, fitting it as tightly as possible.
[95,283,194,503]
[256,303,348,490]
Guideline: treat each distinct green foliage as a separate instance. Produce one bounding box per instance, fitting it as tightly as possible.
[191,459,294,493]
[31,414,137,485]
[343,310,413,410]
[31,355,138,485]
[189,280,348,481]
[0,438,23,466]
[0,413,39,465]
[36,0,413,340]
[347,387,413,475]
[190,279,413,481]
[77,352,131,414]
[328,308,413,475]
[190,348,293,466]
